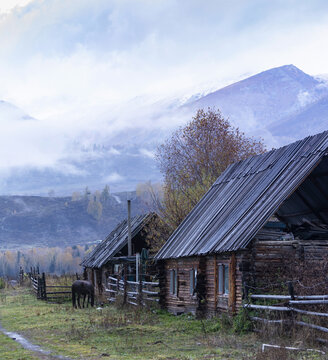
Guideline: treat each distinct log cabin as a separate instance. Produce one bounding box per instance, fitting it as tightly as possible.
[155,131,328,316]
[81,212,157,297]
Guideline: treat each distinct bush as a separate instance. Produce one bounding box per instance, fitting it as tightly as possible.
[232,308,253,334]
[0,277,5,289]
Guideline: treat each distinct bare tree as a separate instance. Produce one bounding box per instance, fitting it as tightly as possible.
[156,108,266,230]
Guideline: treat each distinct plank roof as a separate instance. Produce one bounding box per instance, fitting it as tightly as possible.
[155,131,328,260]
[81,213,153,268]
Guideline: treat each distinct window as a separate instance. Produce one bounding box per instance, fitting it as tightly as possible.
[218,265,224,293]
[224,265,229,295]
[114,264,120,274]
[189,268,197,295]
[218,264,229,295]
[170,269,178,295]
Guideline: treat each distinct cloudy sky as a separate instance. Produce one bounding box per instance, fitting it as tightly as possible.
[1,0,328,193]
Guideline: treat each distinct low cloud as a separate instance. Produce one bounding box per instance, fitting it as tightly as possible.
[139,148,155,159]
[0,0,328,192]
[103,172,124,183]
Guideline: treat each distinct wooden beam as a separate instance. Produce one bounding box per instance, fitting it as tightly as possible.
[290,307,328,318]
[289,300,328,305]
[214,254,217,311]
[229,253,236,313]
[244,304,290,311]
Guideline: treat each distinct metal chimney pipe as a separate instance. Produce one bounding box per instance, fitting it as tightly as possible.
[127,199,132,256]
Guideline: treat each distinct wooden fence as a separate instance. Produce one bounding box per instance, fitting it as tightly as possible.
[243,282,328,336]
[28,268,72,302]
[105,272,159,306]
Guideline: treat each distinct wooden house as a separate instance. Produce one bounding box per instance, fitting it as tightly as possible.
[81,213,156,296]
[155,131,328,316]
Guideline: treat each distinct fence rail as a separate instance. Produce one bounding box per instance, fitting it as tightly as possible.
[244,282,328,335]
[105,270,159,307]
[28,268,72,302]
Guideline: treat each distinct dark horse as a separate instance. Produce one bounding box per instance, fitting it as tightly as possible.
[72,280,95,308]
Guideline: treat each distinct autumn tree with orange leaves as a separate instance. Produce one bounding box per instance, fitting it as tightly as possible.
[156,108,266,232]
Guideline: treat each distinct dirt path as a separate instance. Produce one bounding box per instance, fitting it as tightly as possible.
[0,323,73,360]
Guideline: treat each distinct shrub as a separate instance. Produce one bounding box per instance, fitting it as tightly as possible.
[233,308,253,334]
[0,277,5,289]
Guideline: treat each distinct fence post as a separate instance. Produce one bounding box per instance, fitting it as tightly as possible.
[243,281,249,302]
[123,264,127,305]
[19,267,24,285]
[288,281,295,300]
[42,273,47,300]
[116,275,120,301]
[37,277,41,299]
[138,261,143,306]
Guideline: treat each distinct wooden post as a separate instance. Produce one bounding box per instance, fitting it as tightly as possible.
[138,261,143,306]
[123,264,127,305]
[19,267,24,285]
[116,275,120,301]
[37,277,41,299]
[229,253,236,313]
[196,256,206,318]
[243,281,249,302]
[288,281,295,300]
[127,200,132,257]
[287,281,295,328]
[158,261,166,309]
[42,273,47,300]
[214,254,217,311]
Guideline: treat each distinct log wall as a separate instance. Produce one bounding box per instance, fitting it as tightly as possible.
[248,239,328,294]
[159,239,328,316]
[161,253,242,316]
[162,257,199,315]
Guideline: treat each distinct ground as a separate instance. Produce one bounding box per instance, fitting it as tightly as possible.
[0,287,326,360]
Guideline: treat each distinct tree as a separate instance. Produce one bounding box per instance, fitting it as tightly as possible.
[84,186,91,201]
[100,185,110,204]
[71,191,82,201]
[156,108,266,231]
[87,198,103,220]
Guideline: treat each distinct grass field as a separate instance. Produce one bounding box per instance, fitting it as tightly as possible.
[0,287,326,359]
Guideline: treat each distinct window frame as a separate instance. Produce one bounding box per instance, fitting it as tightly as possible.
[170,268,178,296]
[217,263,229,296]
[189,268,197,296]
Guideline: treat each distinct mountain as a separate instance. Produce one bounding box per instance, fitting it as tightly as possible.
[0,192,146,250]
[1,64,328,249]
[185,65,328,145]
[0,100,34,122]
[1,64,328,197]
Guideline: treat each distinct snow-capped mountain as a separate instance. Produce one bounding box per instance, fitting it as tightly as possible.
[185,65,328,146]
[0,65,327,195]
[0,100,34,122]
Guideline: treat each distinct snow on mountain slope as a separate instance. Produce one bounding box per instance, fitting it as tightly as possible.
[0,100,34,122]
[0,65,327,195]
[185,65,328,145]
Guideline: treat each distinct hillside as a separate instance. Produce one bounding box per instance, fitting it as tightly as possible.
[185,64,328,145]
[0,193,146,250]
[1,65,327,196]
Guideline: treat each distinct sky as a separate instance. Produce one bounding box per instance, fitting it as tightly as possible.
[1,0,328,192]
